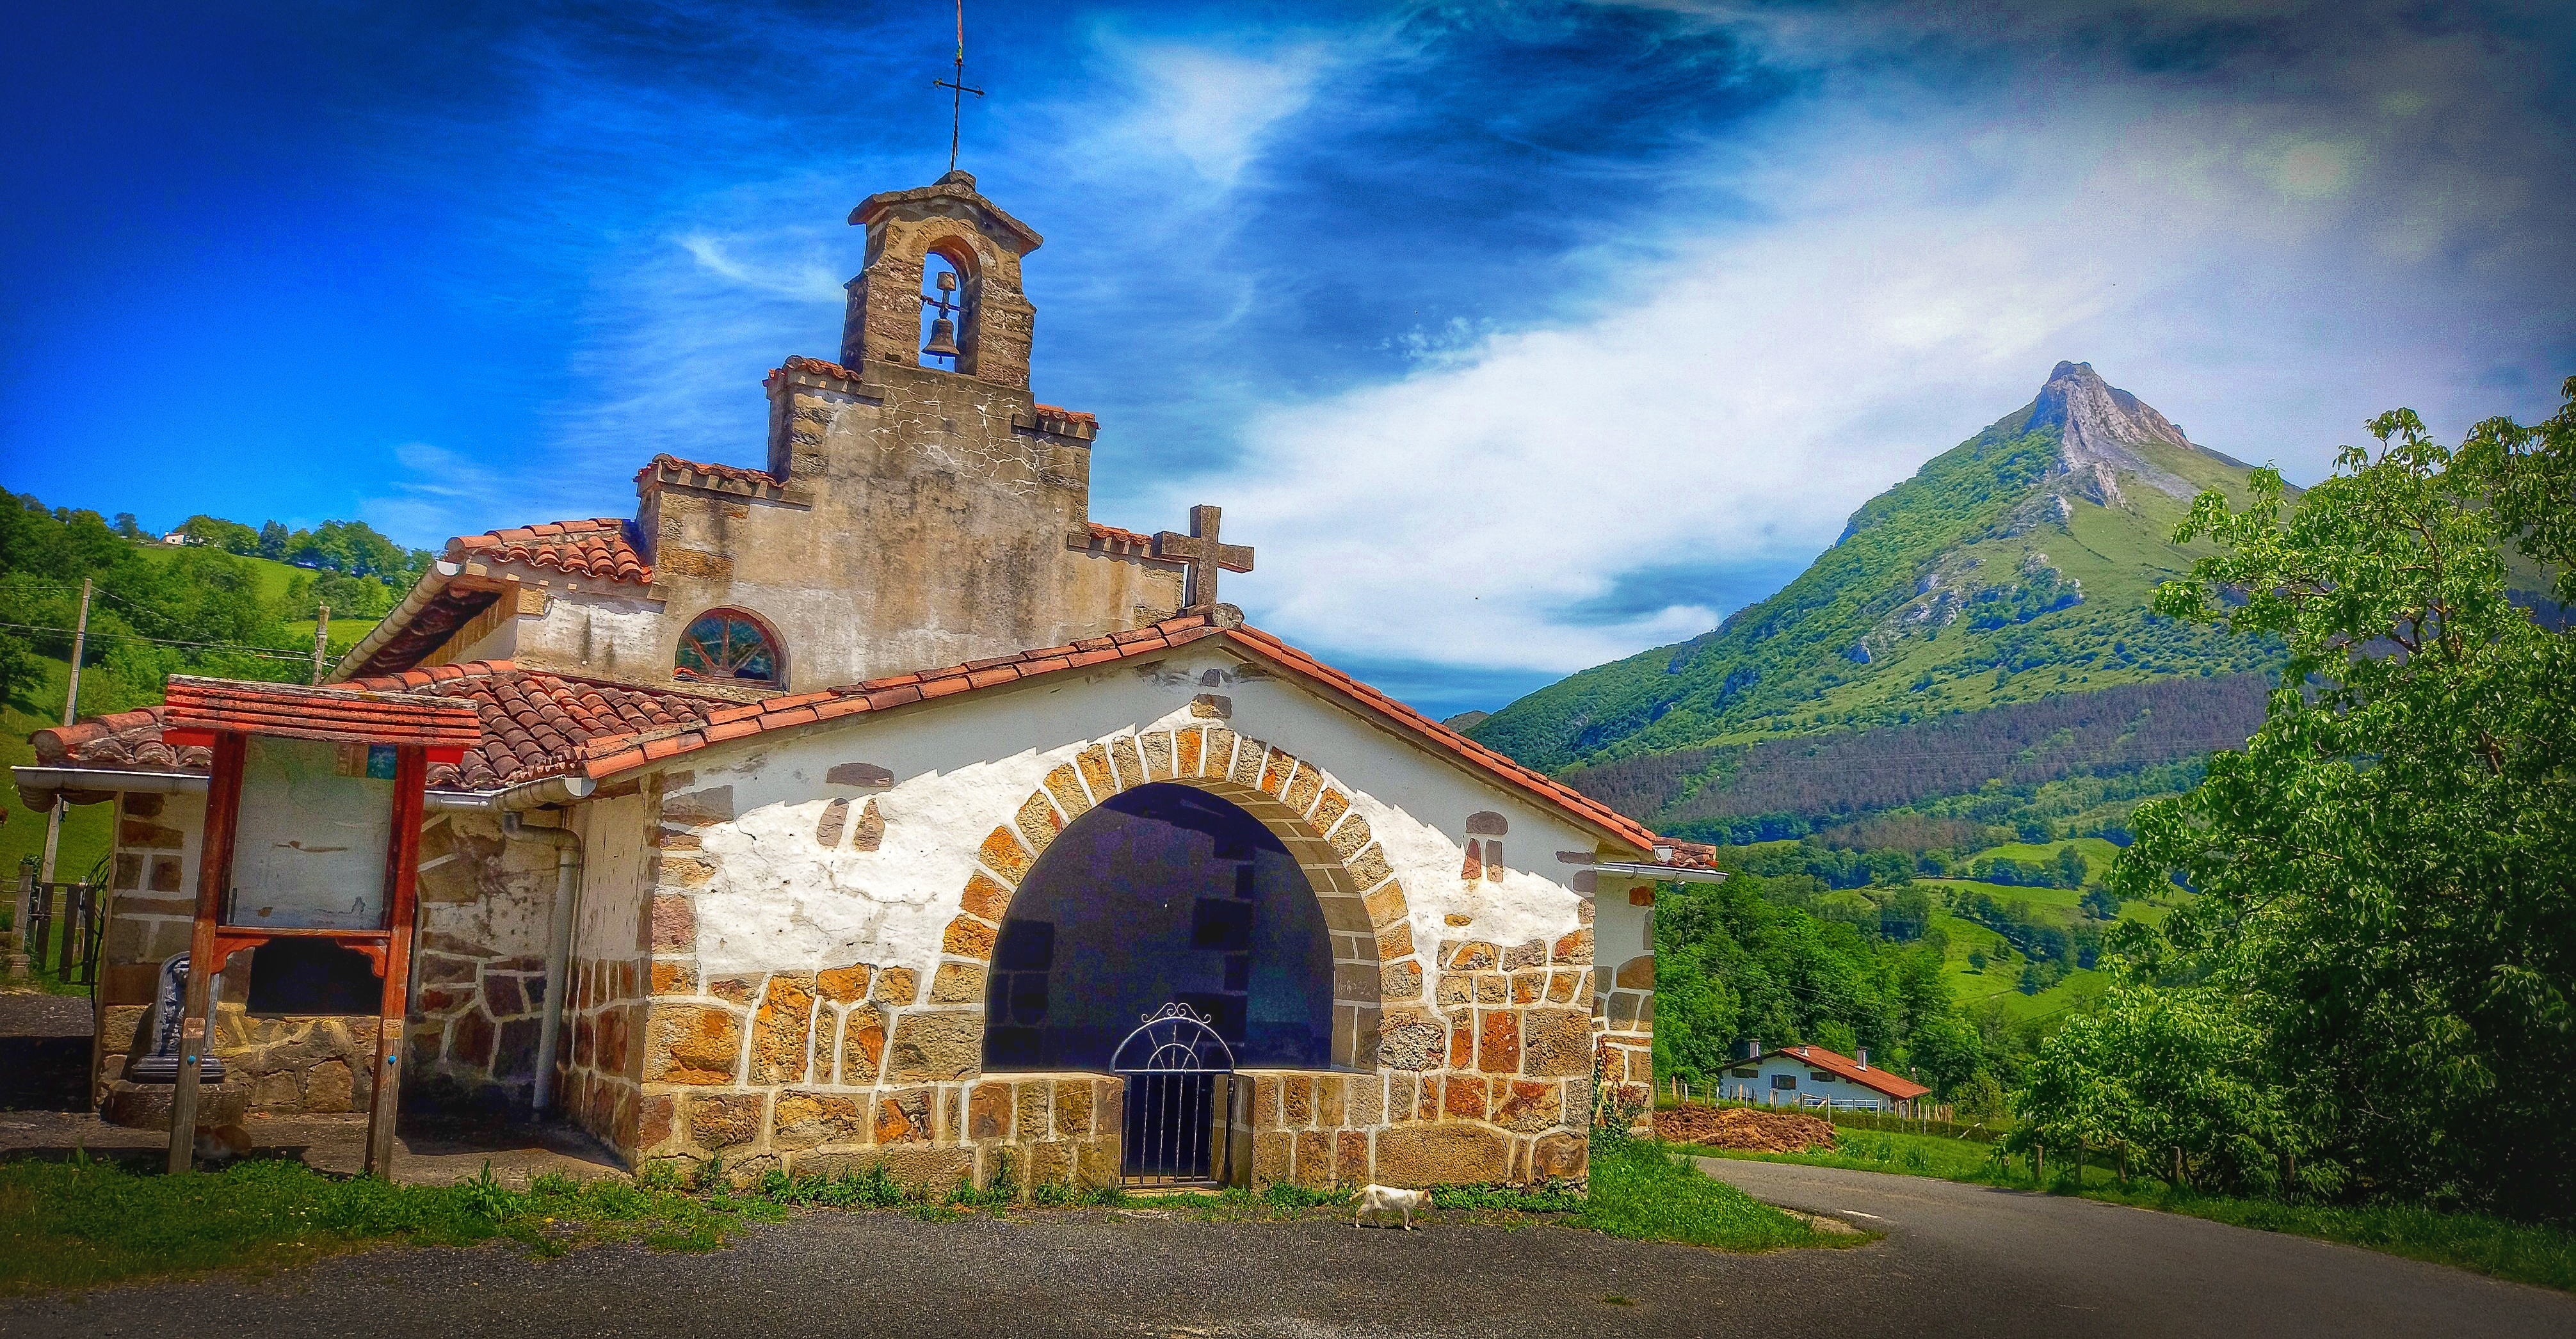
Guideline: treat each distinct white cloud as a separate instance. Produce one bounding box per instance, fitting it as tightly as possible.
[1074,36,1336,191]
[1168,8,2575,678]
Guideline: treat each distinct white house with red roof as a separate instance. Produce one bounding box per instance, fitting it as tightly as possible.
[14,170,1718,1192]
[1718,1042,1931,1114]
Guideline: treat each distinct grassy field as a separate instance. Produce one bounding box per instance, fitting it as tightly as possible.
[1680,1127,2576,1293]
[3,657,115,895]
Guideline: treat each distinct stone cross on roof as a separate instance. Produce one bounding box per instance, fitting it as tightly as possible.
[1154,504,1253,611]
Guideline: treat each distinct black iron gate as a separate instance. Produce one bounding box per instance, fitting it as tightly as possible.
[17,876,102,987]
[1111,1004,1236,1187]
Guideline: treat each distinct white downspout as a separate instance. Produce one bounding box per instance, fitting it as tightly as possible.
[506,810,583,1113]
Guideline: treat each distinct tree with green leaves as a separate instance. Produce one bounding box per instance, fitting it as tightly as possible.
[2010,978,2324,1195]
[2109,379,2575,1219]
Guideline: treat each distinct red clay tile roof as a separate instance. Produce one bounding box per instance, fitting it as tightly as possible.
[455,518,650,584]
[1032,404,1099,428]
[36,664,723,792]
[1761,1045,1931,1102]
[636,454,783,490]
[1078,522,1168,559]
[28,618,1664,851]
[163,677,481,750]
[765,354,864,387]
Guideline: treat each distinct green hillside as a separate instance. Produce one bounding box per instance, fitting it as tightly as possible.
[1474,362,2282,776]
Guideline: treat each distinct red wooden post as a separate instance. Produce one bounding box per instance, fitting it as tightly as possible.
[168,731,246,1175]
[364,744,428,1178]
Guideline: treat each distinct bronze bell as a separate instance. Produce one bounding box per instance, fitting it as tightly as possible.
[921,269,962,359]
[922,316,960,360]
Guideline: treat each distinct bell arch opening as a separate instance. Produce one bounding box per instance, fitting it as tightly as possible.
[983,782,1333,1072]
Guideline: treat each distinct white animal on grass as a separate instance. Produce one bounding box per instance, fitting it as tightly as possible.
[1351,1183,1429,1230]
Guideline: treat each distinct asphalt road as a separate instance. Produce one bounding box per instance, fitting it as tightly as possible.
[4,1161,2567,1338]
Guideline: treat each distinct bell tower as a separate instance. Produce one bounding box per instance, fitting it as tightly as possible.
[839,169,1042,390]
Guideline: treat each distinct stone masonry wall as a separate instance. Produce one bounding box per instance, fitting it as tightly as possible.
[625,707,1598,1191]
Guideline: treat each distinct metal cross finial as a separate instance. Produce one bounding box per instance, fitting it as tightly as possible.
[934,0,985,174]
[1154,504,1255,611]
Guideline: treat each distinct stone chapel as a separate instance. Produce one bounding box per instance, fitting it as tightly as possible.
[18,171,1716,1191]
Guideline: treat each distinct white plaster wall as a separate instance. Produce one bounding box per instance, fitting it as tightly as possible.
[658,645,1639,986]
[519,594,672,683]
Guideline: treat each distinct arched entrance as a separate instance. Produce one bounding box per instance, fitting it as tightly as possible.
[983,782,1335,1072]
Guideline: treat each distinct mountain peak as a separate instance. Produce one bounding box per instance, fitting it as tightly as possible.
[2027,360,2197,505]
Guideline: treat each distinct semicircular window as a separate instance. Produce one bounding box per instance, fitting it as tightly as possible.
[675,610,780,686]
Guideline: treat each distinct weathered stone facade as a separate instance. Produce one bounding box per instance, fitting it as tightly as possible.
[597,655,1622,1190]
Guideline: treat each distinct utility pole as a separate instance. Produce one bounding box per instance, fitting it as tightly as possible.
[36,578,91,888]
[310,604,330,686]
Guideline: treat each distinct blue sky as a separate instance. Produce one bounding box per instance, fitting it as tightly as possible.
[5,1,2572,718]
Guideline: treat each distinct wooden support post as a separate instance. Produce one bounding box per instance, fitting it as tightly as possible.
[169,731,245,1174]
[364,745,427,1179]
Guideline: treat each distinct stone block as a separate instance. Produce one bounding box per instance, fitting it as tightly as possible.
[887,1010,980,1082]
[1382,960,1422,1000]
[1319,1075,1346,1128]
[1017,1081,1050,1141]
[1249,1075,1280,1130]
[1476,975,1508,1004]
[1326,813,1372,861]
[650,958,699,996]
[638,1092,677,1154]
[1614,954,1655,990]
[1054,1078,1093,1137]
[750,975,817,1084]
[1075,1138,1122,1189]
[1173,726,1205,777]
[1228,739,1267,787]
[1309,788,1349,833]
[658,856,718,889]
[1376,922,1414,962]
[841,1005,888,1085]
[684,1091,766,1151]
[1533,1131,1588,1182]
[119,819,184,849]
[1109,736,1147,790]
[874,1089,929,1144]
[871,966,919,1004]
[303,1060,355,1112]
[942,916,997,960]
[1552,928,1593,965]
[1435,974,1472,1007]
[1141,732,1175,781]
[1521,1009,1593,1078]
[773,1090,867,1150]
[1257,750,1294,798]
[1374,1123,1511,1188]
[645,1003,743,1085]
[815,963,873,1002]
[1349,1075,1384,1127]
[1014,791,1063,855]
[1387,1073,1417,1123]
[977,827,1033,885]
[1503,940,1547,970]
[1075,744,1119,800]
[483,972,528,1018]
[1448,1016,1476,1070]
[960,871,1013,924]
[1294,1130,1334,1187]
[1344,844,1392,889]
[1025,1139,1074,1188]
[969,1082,1011,1141]
[1442,1074,1489,1121]
[931,961,985,1004]
[651,895,696,952]
[1252,1132,1292,1186]
[1336,1130,1370,1184]
[1495,1080,1562,1132]
[1479,1010,1521,1074]
[451,1009,497,1070]
[1282,1074,1312,1127]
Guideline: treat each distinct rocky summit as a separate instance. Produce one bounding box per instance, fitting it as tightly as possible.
[1469,362,2287,840]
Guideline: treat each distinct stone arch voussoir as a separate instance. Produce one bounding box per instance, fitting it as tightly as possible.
[945,725,1420,1073]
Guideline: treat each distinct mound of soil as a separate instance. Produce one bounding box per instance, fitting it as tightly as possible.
[1652,1105,1838,1153]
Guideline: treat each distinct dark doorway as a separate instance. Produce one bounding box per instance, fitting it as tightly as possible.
[983,783,1333,1071]
[245,939,383,1014]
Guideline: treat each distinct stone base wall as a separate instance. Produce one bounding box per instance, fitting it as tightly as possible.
[562,954,647,1153]
[99,1000,378,1115]
[621,957,1592,1191]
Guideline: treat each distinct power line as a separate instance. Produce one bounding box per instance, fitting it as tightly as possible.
[0,620,319,664]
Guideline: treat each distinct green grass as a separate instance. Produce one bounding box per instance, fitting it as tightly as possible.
[0,1157,768,1295]
[1682,1128,2576,1293]
[1574,1132,1856,1252]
